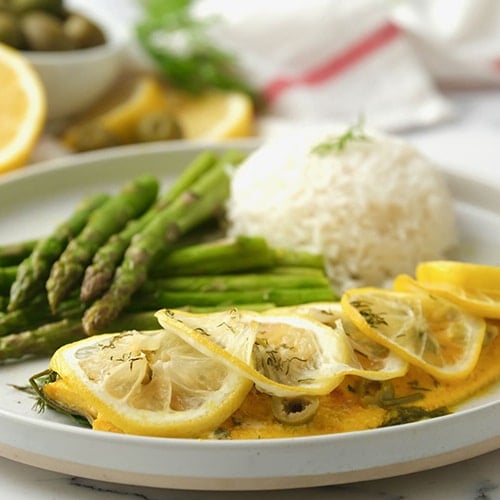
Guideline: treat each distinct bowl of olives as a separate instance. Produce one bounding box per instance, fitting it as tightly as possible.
[0,0,129,120]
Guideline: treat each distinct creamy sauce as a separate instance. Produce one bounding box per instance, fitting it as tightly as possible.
[205,331,500,440]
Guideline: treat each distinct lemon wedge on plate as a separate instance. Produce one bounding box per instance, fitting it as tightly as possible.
[0,43,46,173]
[44,329,253,437]
[155,308,350,397]
[341,278,486,380]
[416,261,500,319]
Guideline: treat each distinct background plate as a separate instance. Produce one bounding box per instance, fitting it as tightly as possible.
[0,140,499,491]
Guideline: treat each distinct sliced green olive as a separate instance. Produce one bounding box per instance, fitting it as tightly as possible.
[134,110,183,143]
[271,395,319,425]
[69,122,121,152]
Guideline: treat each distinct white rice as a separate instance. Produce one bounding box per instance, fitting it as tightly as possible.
[225,128,457,292]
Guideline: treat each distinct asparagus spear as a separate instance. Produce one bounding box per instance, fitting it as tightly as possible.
[128,286,336,310]
[79,151,220,302]
[82,159,233,335]
[0,300,55,337]
[46,175,159,312]
[0,311,161,363]
[0,266,17,295]
[0,319,86,363]
[272,247,325,269]
[0,270,332,337]
[8,193,110,311]
[143,272,330,292]
[0,240,37,267]
[154,235,276,276]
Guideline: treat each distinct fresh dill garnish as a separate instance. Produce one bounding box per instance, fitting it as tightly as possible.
[26,369,90,427]
[381,405,450,427]
[310,117,370,156]
[350,300,388,328]
[136,0,260,103]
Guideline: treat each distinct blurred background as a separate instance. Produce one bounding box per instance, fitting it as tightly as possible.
[1,0,500,170]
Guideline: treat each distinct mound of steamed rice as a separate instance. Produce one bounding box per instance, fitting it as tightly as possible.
[225,128,457,292]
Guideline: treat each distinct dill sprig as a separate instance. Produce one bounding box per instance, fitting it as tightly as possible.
[136,0,261,104]
[27,369,90,427]
[310,117,370,156]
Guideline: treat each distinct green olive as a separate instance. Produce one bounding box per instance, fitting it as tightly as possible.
[0,11,25,48]
[9,0,64,17]
[271,396,319,425]
[63,13,105,49]
[135,110,184,143]
[20,10,72,51]
[70,122,121,152]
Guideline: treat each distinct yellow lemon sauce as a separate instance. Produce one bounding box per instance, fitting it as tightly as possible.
[205,330,500,440]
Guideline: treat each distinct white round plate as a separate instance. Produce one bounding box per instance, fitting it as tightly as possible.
[0,139,499,491]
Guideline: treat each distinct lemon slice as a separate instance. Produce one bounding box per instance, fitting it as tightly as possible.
[63,74,171,147]
[270,302,408,380]
[341,279,486,380]
[0,43,46,173]
[44,329,253,437]
[155,308,351,397]
[416,261,500,319]
[173,91,254,140]
[416,261,500,290]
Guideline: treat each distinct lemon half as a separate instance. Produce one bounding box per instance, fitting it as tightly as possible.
[0,43,46,173]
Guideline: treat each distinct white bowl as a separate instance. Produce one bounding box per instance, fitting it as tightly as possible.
[23,5,130,121]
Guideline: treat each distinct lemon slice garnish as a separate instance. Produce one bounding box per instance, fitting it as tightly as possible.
[416,261,500,319]
[173,90,254,140]
[272,302,408,380]
[416,261,500,290]
[155,308,351,397]
[341,279,486,380]
[62,74,171,147]
[0,43,46,173]
[44,329,253,437]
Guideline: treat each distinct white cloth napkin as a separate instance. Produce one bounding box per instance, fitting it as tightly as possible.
[193,0,500,133]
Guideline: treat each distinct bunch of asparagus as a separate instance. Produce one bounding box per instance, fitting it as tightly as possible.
[0,151,336,363]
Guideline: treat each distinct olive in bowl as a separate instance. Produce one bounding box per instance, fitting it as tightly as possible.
[0,0,129,120]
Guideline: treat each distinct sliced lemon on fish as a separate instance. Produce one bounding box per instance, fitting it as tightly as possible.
[415,261,500,319]
[155,308,351,397]
[43,328,253,437]
[272,302,408,380]
[341,279,486,380]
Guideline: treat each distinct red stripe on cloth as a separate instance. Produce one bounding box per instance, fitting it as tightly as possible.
[264,21,401,103]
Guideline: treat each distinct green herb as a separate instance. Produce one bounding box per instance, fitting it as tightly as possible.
[310,117,369,156]
[213,426,231,439]
[381,405,450,427]
[350,299,388,328]
[27,369,91,427]
[136,0,260,103]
